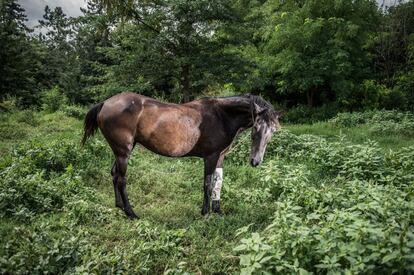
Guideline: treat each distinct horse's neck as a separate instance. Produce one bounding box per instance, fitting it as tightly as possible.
[217,97,253,131]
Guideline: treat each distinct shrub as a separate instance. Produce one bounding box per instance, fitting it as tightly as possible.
[233,161,414,274]
[0,138,112,220]
[12,140,81,177]
[329,111,374,127]
[393,70,414,110]
[0,123,27,140]
[283,104,339,124]
[329,110,414,137]
[0,163,94,220]
[226,133,251,166]
[360,79,392,110]
[0,220,187,274]
[62,105,86,120]
[41,86,68,113]
[266,129,414,185]
[370,119,414,137]
[0,96,19,112]
[15,109,39,126]
[0,223,91,274]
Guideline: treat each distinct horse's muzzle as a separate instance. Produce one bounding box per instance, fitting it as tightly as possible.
[250,158,260,167]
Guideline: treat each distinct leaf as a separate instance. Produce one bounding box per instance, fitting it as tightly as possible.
[233,244,247,252]
[260,256,273,264]
[240,267,254,275]
[382,251,400,264]
[240,255,252,266]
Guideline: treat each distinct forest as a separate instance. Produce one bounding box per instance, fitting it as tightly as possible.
[1,0,414,274]
[1,0,413,113]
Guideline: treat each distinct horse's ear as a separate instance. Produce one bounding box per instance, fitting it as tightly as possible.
[254,103,266,115]
[276,110,284,118]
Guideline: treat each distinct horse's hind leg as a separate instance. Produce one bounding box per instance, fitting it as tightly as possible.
[111,161,124,209]
[115,153,139,219]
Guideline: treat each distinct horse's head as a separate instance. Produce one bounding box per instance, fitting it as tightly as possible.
[250,99,281,167]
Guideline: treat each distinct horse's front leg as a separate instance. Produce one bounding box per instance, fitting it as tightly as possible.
[212,153,225,214]
[202,154,220,216]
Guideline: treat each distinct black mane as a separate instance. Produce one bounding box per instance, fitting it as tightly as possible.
[214,94,278,121]
[247,94,274,111]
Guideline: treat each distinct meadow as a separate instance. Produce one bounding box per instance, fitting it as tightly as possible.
[0,108,413,274]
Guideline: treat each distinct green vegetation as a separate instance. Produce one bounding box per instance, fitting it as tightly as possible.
[1,109,413,274]
[2,0,414,112]
[1,0,414,273]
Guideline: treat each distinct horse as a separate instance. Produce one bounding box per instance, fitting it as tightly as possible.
[82,93,281,219]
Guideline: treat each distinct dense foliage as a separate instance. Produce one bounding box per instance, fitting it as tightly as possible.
[1,0,414,110]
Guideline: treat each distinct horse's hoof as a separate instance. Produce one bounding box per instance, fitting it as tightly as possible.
[125,209,139,219]
[212,200,222,215]
[201,208,209,216]
[212,209,223,216]
[127,213,139,220]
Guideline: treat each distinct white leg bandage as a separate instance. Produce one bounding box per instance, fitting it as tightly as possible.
[212,168,223,201]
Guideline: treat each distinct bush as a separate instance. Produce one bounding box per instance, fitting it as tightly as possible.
[233,160,414,274]
[0,223,91,274]
[41,86,68,113]
[0,123,27,140]
[360,80,392,110]
[62,105,86,119]
[0,162,95,220]
[0,138,112,220]
[283,104,339,124]
[267,130,414,185]
[0,96,19,112]
[0,220,187,274]
[235,193,414,274]
[329,110,414,136]
[370,120,414,137]
[393,70,414,110]
[15,109,39,126]
[329,112,373,127]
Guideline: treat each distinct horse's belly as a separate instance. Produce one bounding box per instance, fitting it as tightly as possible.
[137,117,201,157]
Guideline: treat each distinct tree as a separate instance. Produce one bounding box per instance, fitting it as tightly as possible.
[373,1,414,85]
[258,0,380,107]
[36,5,79,102]
[0,0,42,105]
[72,1,114,103]
[92,0,245,102]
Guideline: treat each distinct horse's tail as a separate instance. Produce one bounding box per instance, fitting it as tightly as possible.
[81,102,104,146]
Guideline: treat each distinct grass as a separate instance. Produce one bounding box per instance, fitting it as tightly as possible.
[286,122,414,150]
[0,109,413,274]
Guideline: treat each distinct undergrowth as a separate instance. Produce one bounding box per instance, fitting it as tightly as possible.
[0,109,413,274]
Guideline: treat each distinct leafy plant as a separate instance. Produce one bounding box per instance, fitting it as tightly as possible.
[41,86,68,113]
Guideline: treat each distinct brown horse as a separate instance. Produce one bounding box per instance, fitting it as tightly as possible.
[82,93,280,219]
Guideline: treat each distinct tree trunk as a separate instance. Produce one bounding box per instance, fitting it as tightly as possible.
[181,64,190,103]
[306,89,315,108]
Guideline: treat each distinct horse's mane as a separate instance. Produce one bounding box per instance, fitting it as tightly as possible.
[249,95,279,122]
[212,94,278,121]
